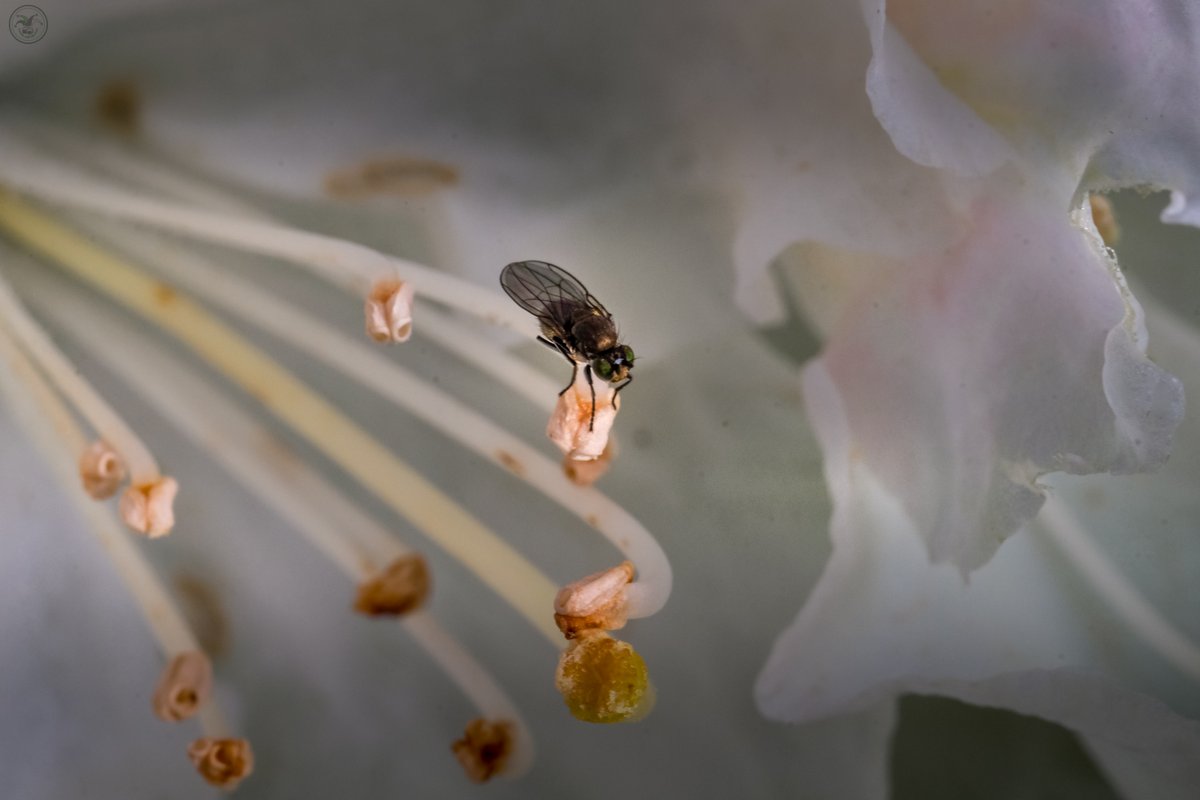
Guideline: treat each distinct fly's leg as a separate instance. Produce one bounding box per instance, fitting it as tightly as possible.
[613,373,633,397]
[585,364,596,431]
[560,363,577,397]
[538,336,579,396]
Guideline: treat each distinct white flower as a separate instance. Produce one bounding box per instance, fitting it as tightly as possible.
[1,1,1198,798]
[753,2,1200,797]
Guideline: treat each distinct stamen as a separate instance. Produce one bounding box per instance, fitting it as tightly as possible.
[364,278,416,343]
[187,738,254,791]
[7,113,266,218]
[554,561,634,639]
[0,267,164,490]
[0,191,562,644]
[1089,193,1121,247]
[451,718,515,783]
[78,439,127,499]
[0,129,535,333]
[554,631,655,724]
[2,117,565,407]
[354,554,432,616]
[19,264,535,774]
[118,476,180,538]
[1040,496,1200,682]
[0,318,240,754]
[73,217,671,620]
[153,650,214,722]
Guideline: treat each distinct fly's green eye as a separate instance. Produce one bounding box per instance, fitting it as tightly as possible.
[623,346,635,363]
[594,359,613,378]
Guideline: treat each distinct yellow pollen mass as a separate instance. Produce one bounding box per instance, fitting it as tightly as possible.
[554,632,653,724]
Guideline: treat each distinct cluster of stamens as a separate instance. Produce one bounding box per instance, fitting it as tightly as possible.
[0,103,671,790]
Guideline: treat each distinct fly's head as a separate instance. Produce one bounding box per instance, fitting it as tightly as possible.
[592,345,635,384]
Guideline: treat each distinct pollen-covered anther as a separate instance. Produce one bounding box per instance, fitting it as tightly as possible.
[555,630,654,724]
[118,476,179,537]
[1089,193,1120,247]
[78,439,127,499]
[451,718,514,783]
[152,650,213,722]
[354,553,431,616]
[365,278,416,343]
[188,737,254,790]
[554,560,634,639]
[546,379,619,460]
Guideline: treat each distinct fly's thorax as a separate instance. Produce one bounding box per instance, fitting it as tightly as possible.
[571,313,618,353]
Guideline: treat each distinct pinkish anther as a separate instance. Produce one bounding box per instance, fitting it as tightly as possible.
[451,718,514,783]
[153,650,213,722]
[118,476,179,537]
[78,439,127,499]
[546,377,618,461]
[365,278,415,343]
[554,561,634,639]
[188,737,254,790]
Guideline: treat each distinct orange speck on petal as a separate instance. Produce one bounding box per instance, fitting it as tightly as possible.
[324,156,459,199]
[152,282,178,307]
[94,79,141,136]
[495,449,525,477]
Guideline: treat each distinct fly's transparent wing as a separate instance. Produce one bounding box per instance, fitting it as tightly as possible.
[499,261,610,339]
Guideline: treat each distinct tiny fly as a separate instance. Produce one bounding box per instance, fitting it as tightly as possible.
[500,260,635,430]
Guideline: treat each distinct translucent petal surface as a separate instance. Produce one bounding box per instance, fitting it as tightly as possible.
[757,271,1200,799]
[784,177,1182,571]
[866,0,1200,218]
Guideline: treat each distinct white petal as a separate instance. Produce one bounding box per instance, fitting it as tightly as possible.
[758,279,1200,795]
[786,177,1181,572]
[755,399,1200,792]
[860,0,1014,176]
[864,0,1200,218]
